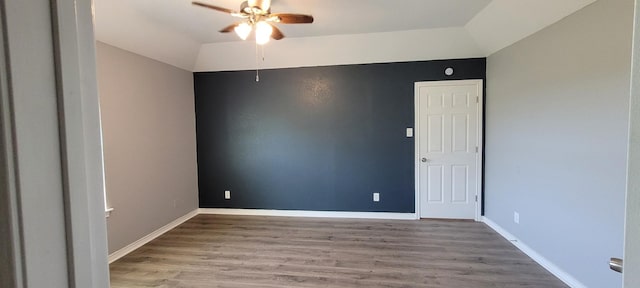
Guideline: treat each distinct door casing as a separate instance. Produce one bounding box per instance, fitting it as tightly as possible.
[414,79,484,221]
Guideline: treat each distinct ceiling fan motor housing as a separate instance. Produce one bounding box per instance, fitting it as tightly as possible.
[243,0,271,14]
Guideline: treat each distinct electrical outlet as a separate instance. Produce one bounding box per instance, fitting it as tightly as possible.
[373,193,380,202]
[225,190,231,200]
[514,212,520,224]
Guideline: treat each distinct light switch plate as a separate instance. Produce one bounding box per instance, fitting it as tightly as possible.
[406,128,413,138]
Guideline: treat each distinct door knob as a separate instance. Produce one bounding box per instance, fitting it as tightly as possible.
[421,158,427,163]
[609,257,623,273]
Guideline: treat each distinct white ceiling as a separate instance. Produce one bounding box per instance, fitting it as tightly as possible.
[105,0,492,43]
[94,0,597,71]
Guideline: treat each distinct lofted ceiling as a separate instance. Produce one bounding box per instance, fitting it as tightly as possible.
[97,0,492,43]
[94,0,597,71]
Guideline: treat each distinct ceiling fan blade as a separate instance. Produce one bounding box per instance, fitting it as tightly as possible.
[219,23,240,33]
[271,13,314,24]
[270,24,285,40]
[192,2,236,14]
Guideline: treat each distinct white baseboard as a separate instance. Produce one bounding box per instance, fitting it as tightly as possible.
[108,209,586,288]
[198,208,418,220]
[108,209,199,264]
[481,217,586,288]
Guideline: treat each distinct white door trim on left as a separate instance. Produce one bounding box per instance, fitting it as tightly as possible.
[0,0,109,287]
[414,79,484,221]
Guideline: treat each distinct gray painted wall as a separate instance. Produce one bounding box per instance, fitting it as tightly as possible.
[485,0,633,287]
[624,1,640,286]
[96,42,199,254]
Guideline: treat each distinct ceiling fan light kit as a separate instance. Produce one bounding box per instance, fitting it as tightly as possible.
[234,22,252,40]
[193,0,314,81]
[192,0,314,45]
[255,21,274,45]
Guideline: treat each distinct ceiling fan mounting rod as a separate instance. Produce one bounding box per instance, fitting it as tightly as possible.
[241,1,270,15]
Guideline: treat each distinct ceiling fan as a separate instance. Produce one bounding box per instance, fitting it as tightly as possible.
[192,0,314,45]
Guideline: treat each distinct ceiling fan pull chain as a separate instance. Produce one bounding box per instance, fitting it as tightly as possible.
[255,41,260,82]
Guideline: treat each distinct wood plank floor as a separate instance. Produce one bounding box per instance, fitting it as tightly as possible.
[109,215,568,288]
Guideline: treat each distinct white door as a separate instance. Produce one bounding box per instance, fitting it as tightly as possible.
[415,80,482,219]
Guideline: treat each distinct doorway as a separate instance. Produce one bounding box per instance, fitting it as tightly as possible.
[414,80,483,220]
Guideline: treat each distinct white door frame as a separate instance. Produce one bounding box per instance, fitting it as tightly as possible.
[623,1,640,285]
[0,0,110,287]
[414,79,484,221]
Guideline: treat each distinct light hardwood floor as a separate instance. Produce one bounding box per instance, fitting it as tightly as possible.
[109,214,567,288]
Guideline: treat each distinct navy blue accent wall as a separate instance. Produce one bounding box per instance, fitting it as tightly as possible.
[194,58,486,212]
